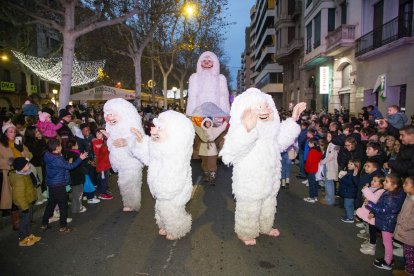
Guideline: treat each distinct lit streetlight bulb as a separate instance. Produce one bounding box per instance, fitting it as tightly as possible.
[183,3,197,18]
[1,54,9,61]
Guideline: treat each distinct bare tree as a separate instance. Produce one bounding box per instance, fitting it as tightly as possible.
[3,0,138,108]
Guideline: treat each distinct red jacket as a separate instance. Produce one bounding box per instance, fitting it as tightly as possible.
[92,139,111,172]
[305,148,323,174]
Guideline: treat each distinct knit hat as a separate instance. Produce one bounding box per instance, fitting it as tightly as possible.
[2,123,16,134]
[12,157,28,171]
[38,111,51,122]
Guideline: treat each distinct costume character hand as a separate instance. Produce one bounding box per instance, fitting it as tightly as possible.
[113,138,128,148]
[241,108,257,132]
[131,127,143,143]
[292,102,307,121]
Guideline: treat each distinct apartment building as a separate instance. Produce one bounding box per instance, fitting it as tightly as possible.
[248,0,284,108]
[240,27,253,92]
[274,0,305,109]
[355,0,414,118]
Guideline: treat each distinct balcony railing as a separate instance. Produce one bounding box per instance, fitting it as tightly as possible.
[356,14,414,57]
[326,24,356,50]
[275,38,303,59]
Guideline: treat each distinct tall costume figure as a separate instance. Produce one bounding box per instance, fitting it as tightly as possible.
[186,51,230,184]
[103,98,144,212]
[219,88,306,245]
[131,111,195,240]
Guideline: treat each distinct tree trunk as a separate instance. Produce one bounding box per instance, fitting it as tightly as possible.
[163,75,168,108]
[179,77,184,109]
[133,54,142,110]
[58,34,76,109]
[25,72,31,95]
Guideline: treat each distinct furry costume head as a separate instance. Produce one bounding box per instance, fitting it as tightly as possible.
[38,111,51,122]
[103,98,143,138]
[150,110,195,156]
[196,51,220,76]
[229,88,280,136]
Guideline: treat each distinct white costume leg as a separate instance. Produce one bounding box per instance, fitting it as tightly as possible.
[117,167,142,211]
[234,199,261,239]
[259,195,277,234]
[156,200,192,239]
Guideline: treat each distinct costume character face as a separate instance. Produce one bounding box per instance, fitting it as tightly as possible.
[254,102,273,122]
[201,55,214,69]
[150,118,167,142]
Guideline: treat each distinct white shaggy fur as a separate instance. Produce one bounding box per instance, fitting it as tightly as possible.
[186,51,230,116]
[103,98,146,211]
[219,88,300,240]
[131,111,195,239]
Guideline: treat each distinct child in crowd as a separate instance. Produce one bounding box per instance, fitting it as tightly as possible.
[92,128,113,199]
[394,176,414,275]
[366,173,406,271]
[41,139,88,233]
[303,138,323,203]
[66,138,88,213]
[35,110,62,140]
[338,159,361,223]
[319,132,339,205]
[9,157,41,246]
[281,143,297,189]
[355,160,383,214]
[357,176,386,255]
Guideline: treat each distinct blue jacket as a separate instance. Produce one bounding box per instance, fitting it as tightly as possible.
[369,106,383,119]
[387,112,408,130]
[338,171,360,198]
[44,151,82,187]
[367,189,406,232]
[298,128,307,152]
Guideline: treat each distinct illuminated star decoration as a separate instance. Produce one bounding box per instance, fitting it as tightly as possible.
[12,50,105,86]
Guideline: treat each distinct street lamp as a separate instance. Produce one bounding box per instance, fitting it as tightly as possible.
[1,54,9,61]
[182,2,197,18]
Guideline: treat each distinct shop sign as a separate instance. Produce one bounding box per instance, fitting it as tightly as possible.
[319,66,329,94]
[0,81,15,91]
[31,85,38,93]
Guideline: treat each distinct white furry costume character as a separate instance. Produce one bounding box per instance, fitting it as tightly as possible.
[103,98,145,211]
[186,51,230,116]
[131,111,195,240]
[219,88,301,245]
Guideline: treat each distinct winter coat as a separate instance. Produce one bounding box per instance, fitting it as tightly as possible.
[337,142,366,171]
[24,139,47,167]
[338,171,360,199]
[305,148,323,173]
[195,119,228,156]
[57,120,74,150]
[387,112,408,129]
[368,151,388,167]
[388,144,414,177]
[0,142,32,209]
[332,133,363,170]
[9,172,37,211]
[66,150,88,186]
[366,189,406,232]
[369,106,383,119]
[35,121,62,139]
[356,187,385,225]
[298,128,307,152]
[22,103,39,116]
[320,142,338,180]
[394,196,414,246]
[92,139,111,172]
[44,151,82,187]
[355,169,384,208]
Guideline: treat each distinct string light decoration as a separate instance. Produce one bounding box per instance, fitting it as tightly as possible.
[12,50,105,86]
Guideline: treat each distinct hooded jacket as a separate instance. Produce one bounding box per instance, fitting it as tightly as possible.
[44,151,82,187]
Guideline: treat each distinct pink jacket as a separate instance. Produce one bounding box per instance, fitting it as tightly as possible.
[36,121,62,139]
[356,187,385,225]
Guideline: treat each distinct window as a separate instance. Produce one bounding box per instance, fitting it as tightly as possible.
[328,8,336,32]
[306,0,312,8]
[288,27,295,43]
[341,1,347,24]
[314,12,321,47]
[3,70,11,82]
[306,22,312,53]
[341,64,351,88]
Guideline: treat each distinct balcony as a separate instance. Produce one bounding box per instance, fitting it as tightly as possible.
[325,25,356,56]
[275,13,293,29]
[275,38,303,62]
[356,14,414,59]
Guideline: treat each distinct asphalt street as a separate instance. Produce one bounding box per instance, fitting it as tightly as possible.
[0,160,401,275]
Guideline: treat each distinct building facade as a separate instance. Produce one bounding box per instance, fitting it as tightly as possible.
[247,0,284,109]
[355,0,414,118]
